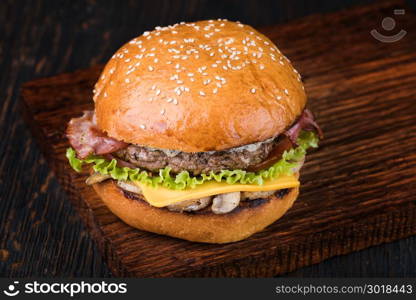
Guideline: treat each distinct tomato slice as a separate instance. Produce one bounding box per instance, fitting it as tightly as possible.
[247,135,293,172]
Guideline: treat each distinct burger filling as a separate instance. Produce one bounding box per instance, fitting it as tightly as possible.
[114,134,290,175]
[66,109,322,214]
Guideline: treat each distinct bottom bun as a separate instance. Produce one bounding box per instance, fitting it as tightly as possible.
[92,180,299,244]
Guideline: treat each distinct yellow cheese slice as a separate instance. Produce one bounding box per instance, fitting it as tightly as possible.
[132,175,299,207]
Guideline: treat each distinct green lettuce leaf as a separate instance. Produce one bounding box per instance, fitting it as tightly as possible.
[66,131,319,190]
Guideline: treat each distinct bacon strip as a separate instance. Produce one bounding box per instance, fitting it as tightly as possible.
[67,111,128,159]
[285,109,323,144]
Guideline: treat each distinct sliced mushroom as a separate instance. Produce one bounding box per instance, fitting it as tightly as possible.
[117,180,142,195]
[167,197,212,212]
[85,173,111,185]
[211,192,240,214]
[241,190,276,200]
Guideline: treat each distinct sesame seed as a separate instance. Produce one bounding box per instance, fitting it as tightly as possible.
[259,64,265,70]
[199,91,206,96]
[276,95,282,100]
[284,89,289,95]
[213,88,218,94]
[125,78,130,83]
[151,85,156,90]
[156,89,161,96]
[140,124,146,129]
[160,109,165,115]
[250,88,256,94]
[148,66,154,71]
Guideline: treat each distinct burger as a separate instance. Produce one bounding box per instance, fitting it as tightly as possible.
[66,20,322,243]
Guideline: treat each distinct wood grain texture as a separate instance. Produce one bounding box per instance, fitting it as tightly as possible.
[18,0,416,277]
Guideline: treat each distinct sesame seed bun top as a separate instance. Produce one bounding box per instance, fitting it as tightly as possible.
[93,20,306,152]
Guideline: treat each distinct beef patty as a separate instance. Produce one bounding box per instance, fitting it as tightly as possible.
[115,135,293,174]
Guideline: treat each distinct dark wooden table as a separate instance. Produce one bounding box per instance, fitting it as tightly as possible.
[1,0,415,277]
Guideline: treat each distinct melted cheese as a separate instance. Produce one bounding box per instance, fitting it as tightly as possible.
[132,175,299,207]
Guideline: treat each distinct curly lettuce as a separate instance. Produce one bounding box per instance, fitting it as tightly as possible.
[66,131,319,190]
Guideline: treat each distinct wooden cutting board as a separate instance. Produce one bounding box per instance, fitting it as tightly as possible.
[20,0,416,277]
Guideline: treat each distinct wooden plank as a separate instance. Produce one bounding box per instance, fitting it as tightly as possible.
[20,0,416,277]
